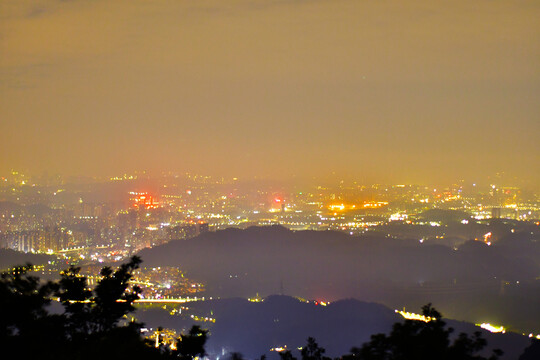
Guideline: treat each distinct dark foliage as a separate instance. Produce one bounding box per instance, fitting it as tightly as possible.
[518,339,540,360]
[301,337,331,360]
[277,337,332,360]
[0,263,61,358]
[280,350,297,360]
[0,257,204,359]
[174,324,209,360]
[350,304,503,360]
[228,352,245,360]
[0,258,529,360]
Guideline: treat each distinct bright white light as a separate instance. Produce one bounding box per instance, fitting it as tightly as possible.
[478,323,505,333]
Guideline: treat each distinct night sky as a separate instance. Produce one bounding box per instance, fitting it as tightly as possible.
[1,0,539,184]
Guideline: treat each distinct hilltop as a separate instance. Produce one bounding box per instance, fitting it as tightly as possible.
[138,226,540,333]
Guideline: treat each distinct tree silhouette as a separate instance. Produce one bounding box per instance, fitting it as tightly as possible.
[0,263,63,358]
[0,261,512,360]
[173,324,209,360]
[279,349,297,360]
[53,256,165,359]
[0,257,191,359]
[353,304,502,360]
[228,352,245,360]
[342,347,362,360]
[301,337,331,360]
[519,339,540,360]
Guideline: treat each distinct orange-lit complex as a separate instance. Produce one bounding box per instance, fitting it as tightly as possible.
[363,201,389,208]
[130,191,160,209]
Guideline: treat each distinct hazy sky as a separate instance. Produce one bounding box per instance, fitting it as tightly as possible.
[1,0,539,184]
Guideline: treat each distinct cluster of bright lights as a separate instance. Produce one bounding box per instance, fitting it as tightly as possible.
[477,323,506,333]
[328,204,346,211]
[190,314,215,323]
[397,311,515,336]
[444,195,461,201]
[134,297,203,304]
[111,175,137,181]
[395,310,432,322]
[390,213,408,221]
[130,191,160,209]
[314,301,328,306]
[363,201,388,208]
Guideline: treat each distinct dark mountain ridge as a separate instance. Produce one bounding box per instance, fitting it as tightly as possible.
[135,295,530,360]
[137,226,540,333]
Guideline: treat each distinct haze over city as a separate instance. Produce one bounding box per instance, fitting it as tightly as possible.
[1,0,539,185]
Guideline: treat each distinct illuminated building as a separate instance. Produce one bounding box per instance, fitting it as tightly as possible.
[166,221,209,240]
[130,191,160,209]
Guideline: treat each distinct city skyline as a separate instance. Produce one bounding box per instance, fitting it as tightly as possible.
[1,0,539,185]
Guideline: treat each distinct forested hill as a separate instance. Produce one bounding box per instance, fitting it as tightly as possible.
[138,226,540,333]
[135,295,530,360]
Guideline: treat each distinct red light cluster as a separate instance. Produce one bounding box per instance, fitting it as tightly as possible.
[131,192,159,209]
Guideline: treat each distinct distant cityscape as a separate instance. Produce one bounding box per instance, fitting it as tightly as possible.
[1,169,538,262]
[2,170,539,357]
